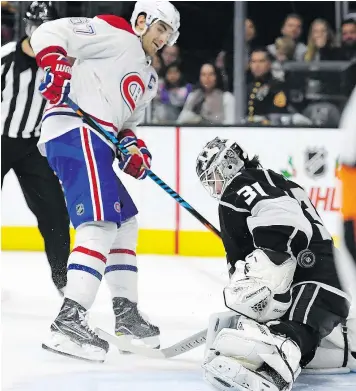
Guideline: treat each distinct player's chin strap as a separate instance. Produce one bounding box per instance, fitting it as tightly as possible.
[65,97,221,238]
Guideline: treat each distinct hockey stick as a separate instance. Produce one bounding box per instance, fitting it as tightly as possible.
[95,327,207,359]
[66,97,221,238]
[96,329,353,372]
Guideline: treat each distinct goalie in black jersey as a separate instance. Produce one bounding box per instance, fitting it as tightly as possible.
[196,137,353,391]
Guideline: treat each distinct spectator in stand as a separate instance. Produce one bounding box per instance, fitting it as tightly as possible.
[216,18,259,91]
[274,36,296,62]
[159,44,195,83]
[151,53,164,79]
[1,1,16,45]
[153,62,193,123]
[271,36,296,80]
[245,18,258,53]
[304,19,342,62]
[267,14,307,61]
[178,62,235,125]
[161,44,181,68]
[340,18,356,61]
[246,48,290,123]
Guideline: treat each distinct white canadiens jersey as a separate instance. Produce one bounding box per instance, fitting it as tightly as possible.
[30,16,158,149]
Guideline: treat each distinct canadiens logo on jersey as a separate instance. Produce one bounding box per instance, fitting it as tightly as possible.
[305,147,327,178]
[120,72,145,113]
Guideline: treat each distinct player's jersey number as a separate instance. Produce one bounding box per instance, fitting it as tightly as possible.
[237,182,267,206]
[70,17,96,35]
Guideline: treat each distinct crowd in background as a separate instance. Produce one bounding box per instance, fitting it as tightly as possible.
[2,2,356,127]
[151,14,356,127]
[1,1,16,44]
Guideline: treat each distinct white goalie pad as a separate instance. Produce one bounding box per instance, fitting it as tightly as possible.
[224,249,296,322]
[204,356,281,391]
[203,317,301,391]
[205,311,239,356]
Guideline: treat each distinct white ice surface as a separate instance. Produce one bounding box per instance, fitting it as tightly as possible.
[1,252,356,391]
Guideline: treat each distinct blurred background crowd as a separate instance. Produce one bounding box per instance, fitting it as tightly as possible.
[2,1,356,128]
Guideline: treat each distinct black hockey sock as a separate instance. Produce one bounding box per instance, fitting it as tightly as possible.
[269,320,321,367]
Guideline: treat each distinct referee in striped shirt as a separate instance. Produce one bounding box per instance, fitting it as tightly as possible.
[1,2,69,294]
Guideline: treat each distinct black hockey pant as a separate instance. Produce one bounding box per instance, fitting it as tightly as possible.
[1,135,70,290]
[274,250,350,367]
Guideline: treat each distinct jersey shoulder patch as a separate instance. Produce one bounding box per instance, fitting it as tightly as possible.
[147,69,158,92]
[120,72,145,113]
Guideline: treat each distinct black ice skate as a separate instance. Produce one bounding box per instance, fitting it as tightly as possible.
[113,297,160,349]
[42,298,109,363]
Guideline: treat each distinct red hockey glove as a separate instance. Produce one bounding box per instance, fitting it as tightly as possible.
[117,129,152,180]
[37,46,72,105]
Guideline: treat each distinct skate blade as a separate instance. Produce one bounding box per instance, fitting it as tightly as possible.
[42,343,105,363]
[115,333,160,354]
[42,333,106,363]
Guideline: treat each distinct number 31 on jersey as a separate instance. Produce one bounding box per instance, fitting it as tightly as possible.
[237,182,267,206]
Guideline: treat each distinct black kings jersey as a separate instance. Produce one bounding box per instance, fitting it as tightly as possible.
[219,167,333,273]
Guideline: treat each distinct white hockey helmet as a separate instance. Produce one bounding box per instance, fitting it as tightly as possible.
[196,137,248,199]
[131,1,180,46]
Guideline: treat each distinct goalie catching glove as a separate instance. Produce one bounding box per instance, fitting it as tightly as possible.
[117,129,152,180]
[224,249,297,322]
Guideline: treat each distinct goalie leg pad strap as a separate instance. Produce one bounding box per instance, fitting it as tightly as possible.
[203,356,281,391]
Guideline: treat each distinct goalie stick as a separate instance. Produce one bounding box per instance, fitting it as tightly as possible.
[96,328,353,374]
[95,327,208,359]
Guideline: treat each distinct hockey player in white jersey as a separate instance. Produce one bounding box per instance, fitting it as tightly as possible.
[196,137,351,390]
[30,2,180,362]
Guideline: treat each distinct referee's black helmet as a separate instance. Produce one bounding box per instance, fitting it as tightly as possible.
[24,1,59,37]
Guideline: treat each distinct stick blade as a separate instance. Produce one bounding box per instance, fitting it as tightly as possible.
[95,328,167,358]
[95,328,208,359]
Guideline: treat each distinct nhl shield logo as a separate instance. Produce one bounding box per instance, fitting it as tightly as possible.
[305,148,327,178]
[76,203,84,216]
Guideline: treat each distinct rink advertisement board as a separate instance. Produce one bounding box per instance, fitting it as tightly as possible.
[1,126,343,256]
